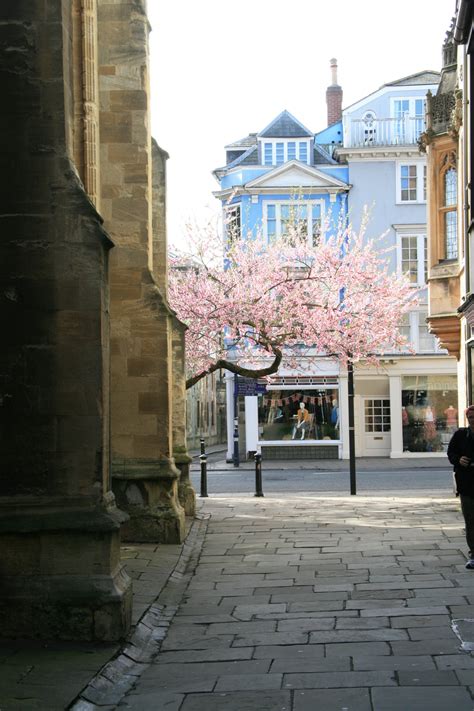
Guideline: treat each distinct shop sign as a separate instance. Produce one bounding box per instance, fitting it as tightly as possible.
[235,377,267,396]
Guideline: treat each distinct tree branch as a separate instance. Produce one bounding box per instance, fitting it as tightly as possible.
[186,348,283,389]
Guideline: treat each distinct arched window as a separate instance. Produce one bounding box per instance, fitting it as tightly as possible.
[362,110,377,145]
[440,152,457,260]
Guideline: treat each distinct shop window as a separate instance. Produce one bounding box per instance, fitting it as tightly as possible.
[258,389,340,442]
[401,374,457,453]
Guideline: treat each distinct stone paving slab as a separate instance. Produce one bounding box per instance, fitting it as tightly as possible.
[178,691,292,711]
[293,688,372,711]
[370,685,474,710]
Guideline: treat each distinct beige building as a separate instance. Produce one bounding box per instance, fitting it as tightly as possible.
[423,8,474,417]
[0,0,194,641]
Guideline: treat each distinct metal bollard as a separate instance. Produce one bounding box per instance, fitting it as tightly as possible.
[254,453,264,497]
[200,437,206,455]
[200,454,208,498]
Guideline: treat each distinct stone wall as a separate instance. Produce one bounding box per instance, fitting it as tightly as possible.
[97,0,188,542]
[0,0,131,640]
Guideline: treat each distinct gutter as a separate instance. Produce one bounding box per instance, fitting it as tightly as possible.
[454,0,472,44]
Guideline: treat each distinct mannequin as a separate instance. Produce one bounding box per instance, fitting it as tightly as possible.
[423,405,436,444]
[444,405,458,430]
[292,402,310,440]
[331,399,339,429]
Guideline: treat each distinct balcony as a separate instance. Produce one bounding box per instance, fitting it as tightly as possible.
[347,116,425,148]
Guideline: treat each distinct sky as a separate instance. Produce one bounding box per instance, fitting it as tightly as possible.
[147,0,456,248]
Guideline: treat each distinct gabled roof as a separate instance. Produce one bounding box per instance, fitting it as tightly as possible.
[384,70,441,87]
[258,110,313,138]
[244,161,349,191]
[343,70,441,113]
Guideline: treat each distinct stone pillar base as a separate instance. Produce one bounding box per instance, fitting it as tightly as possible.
[113,459,186,543]
[174,452,196,517]
[0,507,132,641]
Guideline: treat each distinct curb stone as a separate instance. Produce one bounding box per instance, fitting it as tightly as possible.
[68,514,210,710]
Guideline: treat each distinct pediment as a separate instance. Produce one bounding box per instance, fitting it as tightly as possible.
[245,161,349,190]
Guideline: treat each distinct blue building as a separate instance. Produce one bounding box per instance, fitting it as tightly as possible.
[213,65,458,461]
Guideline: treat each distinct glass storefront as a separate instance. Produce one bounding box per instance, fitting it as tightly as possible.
[401,375,458,453]
[258,388,340,442]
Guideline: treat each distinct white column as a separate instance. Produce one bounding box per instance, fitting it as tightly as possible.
[245,396,259,454]
[225,372,235,462]
[389,374,403,458]
[340,374,349,460]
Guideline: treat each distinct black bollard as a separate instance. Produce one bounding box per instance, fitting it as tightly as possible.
[200,437,206,455]
[200,454,208,498]
[254,453,264,497]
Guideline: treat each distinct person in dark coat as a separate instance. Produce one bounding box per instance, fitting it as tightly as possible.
[448,405,474,569]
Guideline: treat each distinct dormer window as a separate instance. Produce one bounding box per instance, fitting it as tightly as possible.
[262,139,311,166]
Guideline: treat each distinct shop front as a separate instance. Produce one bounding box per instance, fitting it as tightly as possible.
[254,376,341,459]
[401,374,458,453]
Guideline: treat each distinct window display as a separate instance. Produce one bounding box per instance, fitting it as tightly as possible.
[401,375,457,452]
[258,389,339,442]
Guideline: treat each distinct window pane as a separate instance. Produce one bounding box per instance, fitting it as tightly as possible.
[298,142,308,162]
[365,398,391,432]
[288,142,296,160]
[258,388,340,441]
[418,311,436,351]
[444,168,456,206]
[401,165,417,201]
[264,143,273,165]
[423,235,427,283]
[226,205,241,241]
[402,374,457,453]
[401,235,419,283]
[276,143,284,165]
[445,210,458,259]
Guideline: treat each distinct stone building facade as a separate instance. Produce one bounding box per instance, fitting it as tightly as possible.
[0,0,193,641]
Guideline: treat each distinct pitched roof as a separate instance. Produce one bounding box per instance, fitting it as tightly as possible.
[258,110,313,138]
[225,133,258,149]
[384,70,441,87]
[213,145,259,176]
[343,70,441,113]
[313,144,338,165]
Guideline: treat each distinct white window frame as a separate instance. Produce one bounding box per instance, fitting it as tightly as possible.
[260,138,311,166]
[395,228,427,286]
[364,398,391,433]
[262,199,325,244]
[224,203,241,241]
[390,96,425,143]
[399,310,438,354]
[396,161,426,204]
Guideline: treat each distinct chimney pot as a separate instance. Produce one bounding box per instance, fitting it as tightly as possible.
[326,58,343,126]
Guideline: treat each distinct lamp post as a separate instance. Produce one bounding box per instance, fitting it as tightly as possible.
[347,359,356,495]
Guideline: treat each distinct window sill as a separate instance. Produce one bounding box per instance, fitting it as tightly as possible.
[429,260,461,279]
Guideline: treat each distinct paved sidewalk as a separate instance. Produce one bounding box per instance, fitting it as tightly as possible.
[120,493,474,711]
[194,455,450,472]
[0,539,186,710]
[3,493,474,710]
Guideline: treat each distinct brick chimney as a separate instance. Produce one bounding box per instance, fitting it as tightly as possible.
[326,58,343,126]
